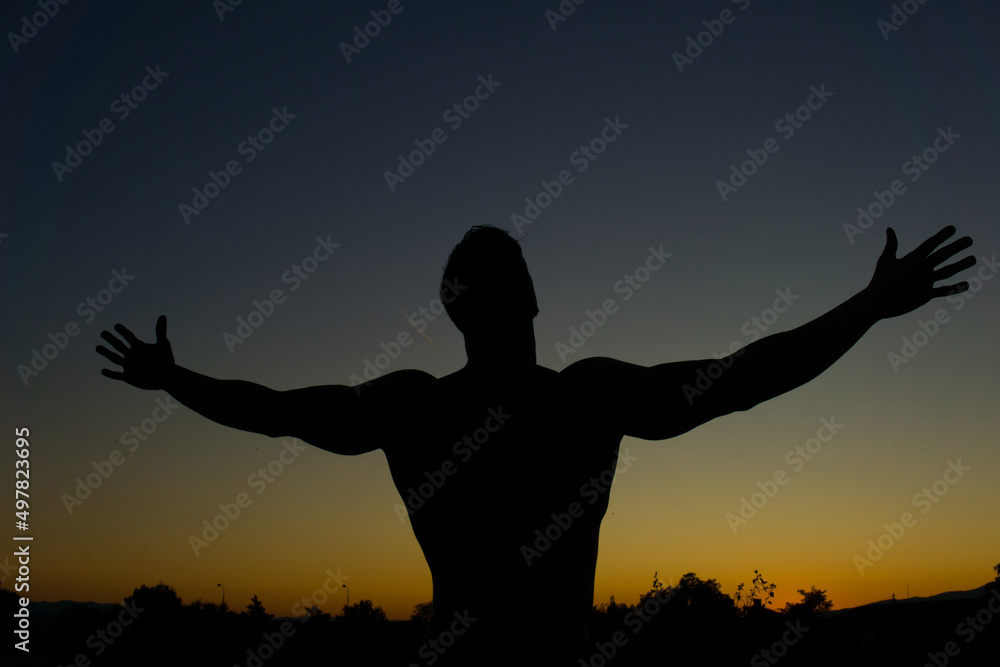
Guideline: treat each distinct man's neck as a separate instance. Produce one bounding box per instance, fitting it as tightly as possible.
[462,334,537,381]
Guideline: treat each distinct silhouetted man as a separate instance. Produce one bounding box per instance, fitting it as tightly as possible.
[97,224,973,665]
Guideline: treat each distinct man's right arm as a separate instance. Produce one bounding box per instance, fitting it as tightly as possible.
[158,365,434,454]
[96,315,412,455]
[160,366,375,453]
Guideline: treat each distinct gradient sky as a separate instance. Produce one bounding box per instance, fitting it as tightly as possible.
[2,0,999,621]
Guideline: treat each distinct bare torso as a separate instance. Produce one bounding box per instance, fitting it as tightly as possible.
[380,365,624,662]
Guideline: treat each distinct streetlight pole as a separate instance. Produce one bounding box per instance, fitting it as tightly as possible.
[217,583,225,606]
[343,584,349,608]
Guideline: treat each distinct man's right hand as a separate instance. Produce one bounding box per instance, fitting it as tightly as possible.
[96,315,175,390]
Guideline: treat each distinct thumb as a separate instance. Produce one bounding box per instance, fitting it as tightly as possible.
[155,315,168,344]
[881,227,898,260]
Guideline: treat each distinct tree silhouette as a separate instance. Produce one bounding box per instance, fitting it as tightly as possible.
[409,601,433,624]
[654,573,738,631]
[671,572,734,611]
[735,569,777,616]
[590,593,633,641]
[621,570,672,626]
[28,574,1000,666]
[339,599,387,624]
[782,586,833,620]
[52,603,103,649]
[305,604,332,622]
[185,599,230,617]
[128,581,183,620]
[626,572,738,664]
[0,582,17,614]
[242,593,273,620]
[637,570,669,606]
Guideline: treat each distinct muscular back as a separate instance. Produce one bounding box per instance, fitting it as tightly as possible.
[378,364,625,660]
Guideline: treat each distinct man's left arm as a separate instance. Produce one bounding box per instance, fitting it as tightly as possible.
[570,226,974,440]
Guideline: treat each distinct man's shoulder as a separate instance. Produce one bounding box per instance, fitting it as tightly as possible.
[385,368,439,383]
[364,361,634,393]
[352,368,439,399]
[558,356,632,379]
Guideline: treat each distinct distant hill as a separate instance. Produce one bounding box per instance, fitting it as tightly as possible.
[783,587,999,667]
[835,583,993,613]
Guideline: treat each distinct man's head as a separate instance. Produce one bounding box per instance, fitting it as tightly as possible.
[441,225,538,336]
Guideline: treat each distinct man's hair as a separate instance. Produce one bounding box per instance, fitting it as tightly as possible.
[440,225,538,334]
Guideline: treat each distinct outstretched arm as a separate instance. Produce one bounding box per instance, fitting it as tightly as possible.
[96,316,407,454]
[569,225,975,440]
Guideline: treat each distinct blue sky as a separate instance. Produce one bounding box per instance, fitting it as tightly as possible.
[2,0,998,618]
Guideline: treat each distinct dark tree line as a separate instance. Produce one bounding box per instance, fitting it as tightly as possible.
[4,563,998,666]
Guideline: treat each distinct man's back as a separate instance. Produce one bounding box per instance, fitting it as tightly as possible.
[379,365,624,661]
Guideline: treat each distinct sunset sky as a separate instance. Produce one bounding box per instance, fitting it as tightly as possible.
[2,0,999,622]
